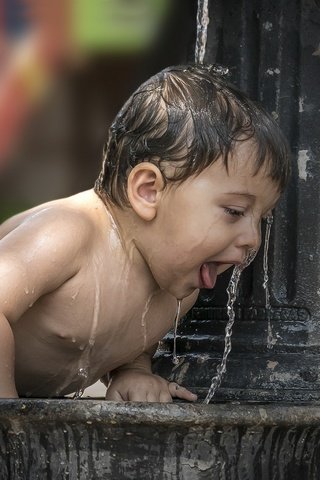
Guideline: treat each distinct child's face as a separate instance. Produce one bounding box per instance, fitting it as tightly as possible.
[146,141,280,300]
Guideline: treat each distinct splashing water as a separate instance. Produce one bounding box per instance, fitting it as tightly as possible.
[172,299,182,365]
[263,215,274,349]
[195,0,209,64]
[204,250,257,404]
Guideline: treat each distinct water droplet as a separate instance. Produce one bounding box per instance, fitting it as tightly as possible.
[24,287,29,295]
[73,388,85,400]
[78,367,88,378]
[71,291,79,301]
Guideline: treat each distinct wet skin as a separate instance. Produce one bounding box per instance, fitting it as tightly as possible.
[0,142,279,399]
[126,142,279,301]
[0,191,196,399]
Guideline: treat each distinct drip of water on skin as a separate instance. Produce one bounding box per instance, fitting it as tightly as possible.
[172,299,182,365]
[204,250,257,404]
[141,294,155,351]
[263,215,274,349]
[73,263,100,400]
[195,0,209,64]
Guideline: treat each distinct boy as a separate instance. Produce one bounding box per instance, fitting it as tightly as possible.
[0,64,290,400]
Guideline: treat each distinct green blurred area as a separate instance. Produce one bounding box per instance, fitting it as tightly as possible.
[72,0,171,53]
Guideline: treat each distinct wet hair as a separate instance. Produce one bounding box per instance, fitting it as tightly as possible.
[95,64,290,208]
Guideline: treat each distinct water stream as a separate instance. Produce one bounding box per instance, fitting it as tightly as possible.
[195,0,210,64]
[172,299,182,365]
[73,262,101,399]
[203,250,257,404]
[263,215,274,349]
[141,296,151,352]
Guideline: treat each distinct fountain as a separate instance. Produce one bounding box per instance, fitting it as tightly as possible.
[1,0,320,478]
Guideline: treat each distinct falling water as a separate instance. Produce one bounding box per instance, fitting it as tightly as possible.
[204,250,257,404]
[263,215,273,308]
[73,263,101,399]
[73,368,88,400]
[172,299,182,365]
[263,215,274,349]
[195,0,210,64]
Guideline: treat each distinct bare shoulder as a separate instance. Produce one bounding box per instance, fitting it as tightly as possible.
[0,189,102,242]
[0,190,108,282]
[0,190,109,321]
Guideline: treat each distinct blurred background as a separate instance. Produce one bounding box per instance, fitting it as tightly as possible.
[0,0,197,220]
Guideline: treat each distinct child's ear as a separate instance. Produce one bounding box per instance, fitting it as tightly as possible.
[127,163,165,221]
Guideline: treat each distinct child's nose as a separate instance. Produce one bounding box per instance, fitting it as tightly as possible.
[237,219,261,252]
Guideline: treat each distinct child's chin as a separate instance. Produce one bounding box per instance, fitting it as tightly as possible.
[169,285,198,300]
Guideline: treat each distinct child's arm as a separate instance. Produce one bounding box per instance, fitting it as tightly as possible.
[0,312,18,397]
[104,292,199,403]
[0,208,91,398]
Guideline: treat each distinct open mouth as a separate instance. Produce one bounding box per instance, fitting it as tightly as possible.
[199,262,218,289]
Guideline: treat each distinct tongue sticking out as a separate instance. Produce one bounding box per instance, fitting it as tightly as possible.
[200,262,218,289]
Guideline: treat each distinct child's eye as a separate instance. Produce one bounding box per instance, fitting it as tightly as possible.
[224,207,245,218]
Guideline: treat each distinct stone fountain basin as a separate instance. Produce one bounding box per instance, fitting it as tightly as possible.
[1,399,320,479]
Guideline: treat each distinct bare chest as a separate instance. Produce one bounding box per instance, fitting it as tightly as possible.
[15,263,177,382]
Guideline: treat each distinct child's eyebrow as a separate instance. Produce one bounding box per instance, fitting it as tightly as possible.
[224,192,256,200]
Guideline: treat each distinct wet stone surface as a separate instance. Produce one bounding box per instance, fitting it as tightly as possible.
[1,399,320,479]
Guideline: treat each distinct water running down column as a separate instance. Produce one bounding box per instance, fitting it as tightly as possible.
[263,216,273,309]
[263,215,275,349]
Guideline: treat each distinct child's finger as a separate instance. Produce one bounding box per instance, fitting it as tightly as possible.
[168,382,197,402]
[159,391,173,403]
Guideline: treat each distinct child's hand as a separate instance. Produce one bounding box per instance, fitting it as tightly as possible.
[105,369,197,403]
